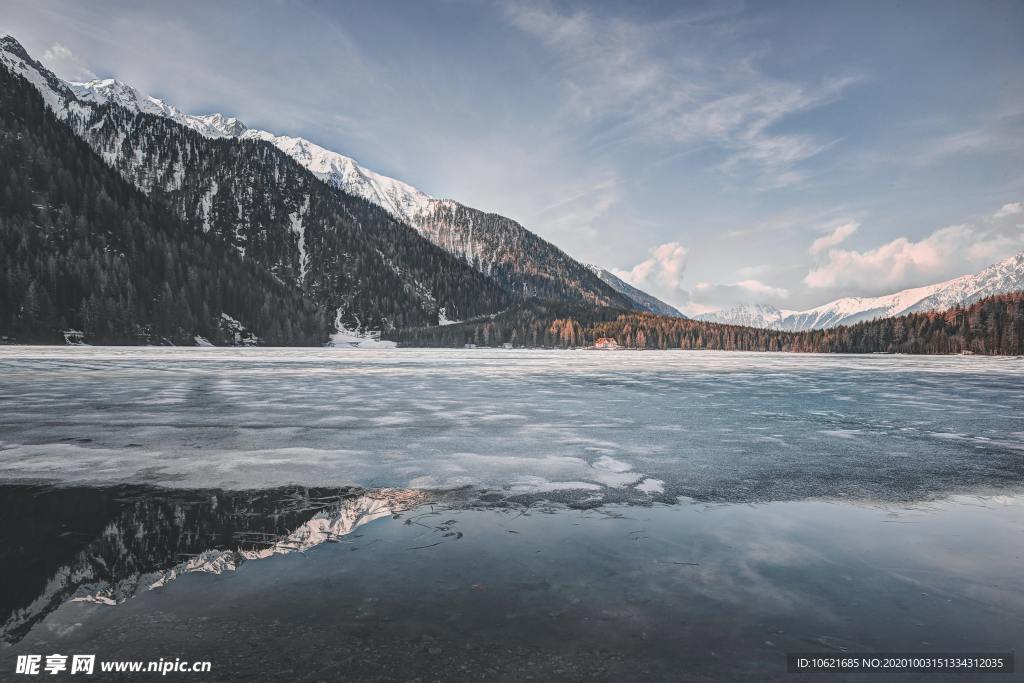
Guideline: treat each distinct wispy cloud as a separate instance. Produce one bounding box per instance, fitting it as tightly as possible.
[40,42,95,81]
[993,202,1023,219]
[809,220,858,254]
[504,3,861,187]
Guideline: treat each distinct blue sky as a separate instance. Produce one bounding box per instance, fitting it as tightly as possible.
[5,0,1023,313]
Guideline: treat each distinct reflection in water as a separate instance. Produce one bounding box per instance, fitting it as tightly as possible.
[4,485,1023,680]
[0,485,422,644]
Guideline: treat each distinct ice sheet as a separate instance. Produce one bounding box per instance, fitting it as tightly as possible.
[0,347,1021,501]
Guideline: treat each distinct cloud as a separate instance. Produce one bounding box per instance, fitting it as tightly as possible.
[613,242,689,296]
[994,202,1022,219]
[614,243,793,313]
[504,4,860,187]
[803,204,1024,291]
[40,43,95,81]
[687,279,791,313]
[809,221,858,254]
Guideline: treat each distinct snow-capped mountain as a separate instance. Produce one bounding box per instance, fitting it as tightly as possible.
[68,78,247,138]
[694,303,793,329]
[1,34,511,336]
[58,59,651,312]
[64,76,433,222]
[239,130,433,223]
[586,266,686,317]
[697,251,1024,330]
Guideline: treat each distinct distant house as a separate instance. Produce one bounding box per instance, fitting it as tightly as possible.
[594,337,618,350]
[464,343,477,349]
[502,342,513,349]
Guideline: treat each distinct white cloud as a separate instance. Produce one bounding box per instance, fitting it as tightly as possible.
[803,206,1024,292]
[613,242,689,295]
[40,43,95,81]
[993,202,1022,219]
[809,221,858,254]
[733,280,790,298]
[614,243,793,313]
[687,279,790,313]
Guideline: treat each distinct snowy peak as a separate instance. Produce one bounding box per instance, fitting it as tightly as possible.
[0,35,84,118]
[68,78,247,138]
[240,130,432,223]
[63,72,432,224]
[698,251,1024,331]
[695,303,790,328]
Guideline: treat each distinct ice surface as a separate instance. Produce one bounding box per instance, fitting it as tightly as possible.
[0,347,1021,502]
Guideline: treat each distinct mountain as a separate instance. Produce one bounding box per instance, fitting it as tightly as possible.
[696,251,1024,330]
[0,59,329,344]
[1,35,511,337]
[396,292,1024,355]
[409,200,638,309]
[1,485,420,644]
[64,65,651,313]
[68,78,247,138]
[693,303,791,329]
[586,266,685,317]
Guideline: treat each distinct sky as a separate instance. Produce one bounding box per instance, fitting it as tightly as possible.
[4,0,1023,314]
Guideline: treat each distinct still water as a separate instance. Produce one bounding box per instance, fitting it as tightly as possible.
[1,348,1022,680]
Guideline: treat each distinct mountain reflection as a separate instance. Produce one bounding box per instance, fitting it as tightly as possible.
[0,485,421,644]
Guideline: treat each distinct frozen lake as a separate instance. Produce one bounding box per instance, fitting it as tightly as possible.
[1,347,1022,502]
[2,347,1023,679]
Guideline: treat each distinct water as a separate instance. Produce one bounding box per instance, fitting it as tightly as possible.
[1,347,1022,501]
[1,347,1022,680]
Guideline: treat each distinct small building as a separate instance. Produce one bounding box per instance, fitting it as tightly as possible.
[594,337,618,350]
[502,342,513,349]
[464,343,477,349]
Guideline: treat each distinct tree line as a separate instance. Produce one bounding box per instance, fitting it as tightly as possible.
[391,293,1024,355]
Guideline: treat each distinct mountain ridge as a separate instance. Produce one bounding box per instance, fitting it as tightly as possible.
[0,35,512,336]
[58,62,659,313]
[696,251,1024,330]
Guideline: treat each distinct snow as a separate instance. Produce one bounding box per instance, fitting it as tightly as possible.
[437,307,459,326]
[698,251,1024,331]
[289,196,310,282]
[0,36,89,121]
[68,78,247,139]
[636,478,666,494]
[329,308,397,349]
[239,130,433,224]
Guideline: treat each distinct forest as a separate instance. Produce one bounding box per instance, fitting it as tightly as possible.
[392,292,1024,356]
[0,64,329,345]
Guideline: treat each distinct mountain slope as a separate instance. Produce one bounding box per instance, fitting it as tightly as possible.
[693,303,791,329]
[409,200,638,308]
[1,36,511,333]
[585,266,685,317]
[697,251,1024,330]
[0,61,329,344]
[63,66,652,313]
